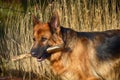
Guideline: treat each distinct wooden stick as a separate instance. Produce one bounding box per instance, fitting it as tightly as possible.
[46,44,64,53]
[11,44,64,61]
[11,53,31,61]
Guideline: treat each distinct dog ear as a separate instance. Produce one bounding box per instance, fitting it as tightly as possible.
[33,15,40,26]
[50,11,60,34]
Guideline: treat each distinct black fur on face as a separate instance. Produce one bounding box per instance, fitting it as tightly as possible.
[31,42,51,61]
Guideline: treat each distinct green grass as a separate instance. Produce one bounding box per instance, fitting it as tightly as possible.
[0,0,120,80]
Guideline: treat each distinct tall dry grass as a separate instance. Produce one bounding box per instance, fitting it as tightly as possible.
[0,0,120,80]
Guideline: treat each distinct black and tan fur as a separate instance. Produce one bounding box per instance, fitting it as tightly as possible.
[31,12,120,80]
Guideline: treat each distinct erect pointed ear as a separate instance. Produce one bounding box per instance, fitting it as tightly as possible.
[32,15,40,26]
[50,11,60,34]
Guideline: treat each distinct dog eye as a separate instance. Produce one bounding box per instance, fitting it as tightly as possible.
[33,38,36,41]
[41,37,48,42]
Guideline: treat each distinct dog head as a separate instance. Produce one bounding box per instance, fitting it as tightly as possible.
[31,12,64,61]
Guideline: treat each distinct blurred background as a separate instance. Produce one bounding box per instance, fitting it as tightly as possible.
[0,0,120,80]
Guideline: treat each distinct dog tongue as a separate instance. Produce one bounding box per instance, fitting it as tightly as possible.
[37,58,44,62]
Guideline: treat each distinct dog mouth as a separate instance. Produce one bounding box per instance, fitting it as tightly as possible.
[37,57,44,62]
[37,53,51,62]
[33,44,64,62]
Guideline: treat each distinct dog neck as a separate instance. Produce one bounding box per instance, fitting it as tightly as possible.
[47,26,77,55]
[60,26,77,49]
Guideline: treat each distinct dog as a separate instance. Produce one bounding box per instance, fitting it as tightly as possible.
[31,11,120,80]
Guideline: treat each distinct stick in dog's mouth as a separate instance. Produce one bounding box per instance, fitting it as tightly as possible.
[11,44,64,61]
[47,43,64,53]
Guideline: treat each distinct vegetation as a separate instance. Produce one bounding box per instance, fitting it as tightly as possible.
[0,0,120,80]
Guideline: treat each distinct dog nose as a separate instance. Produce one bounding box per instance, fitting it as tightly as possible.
[31,52,35,55]
[31,50,38,57]
[31,52,37,57]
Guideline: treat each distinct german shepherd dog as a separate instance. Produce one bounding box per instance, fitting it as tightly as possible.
[31,12,120,80]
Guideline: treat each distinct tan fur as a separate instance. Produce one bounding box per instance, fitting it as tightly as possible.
[31,12,120,80]
[50,39,98,80]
